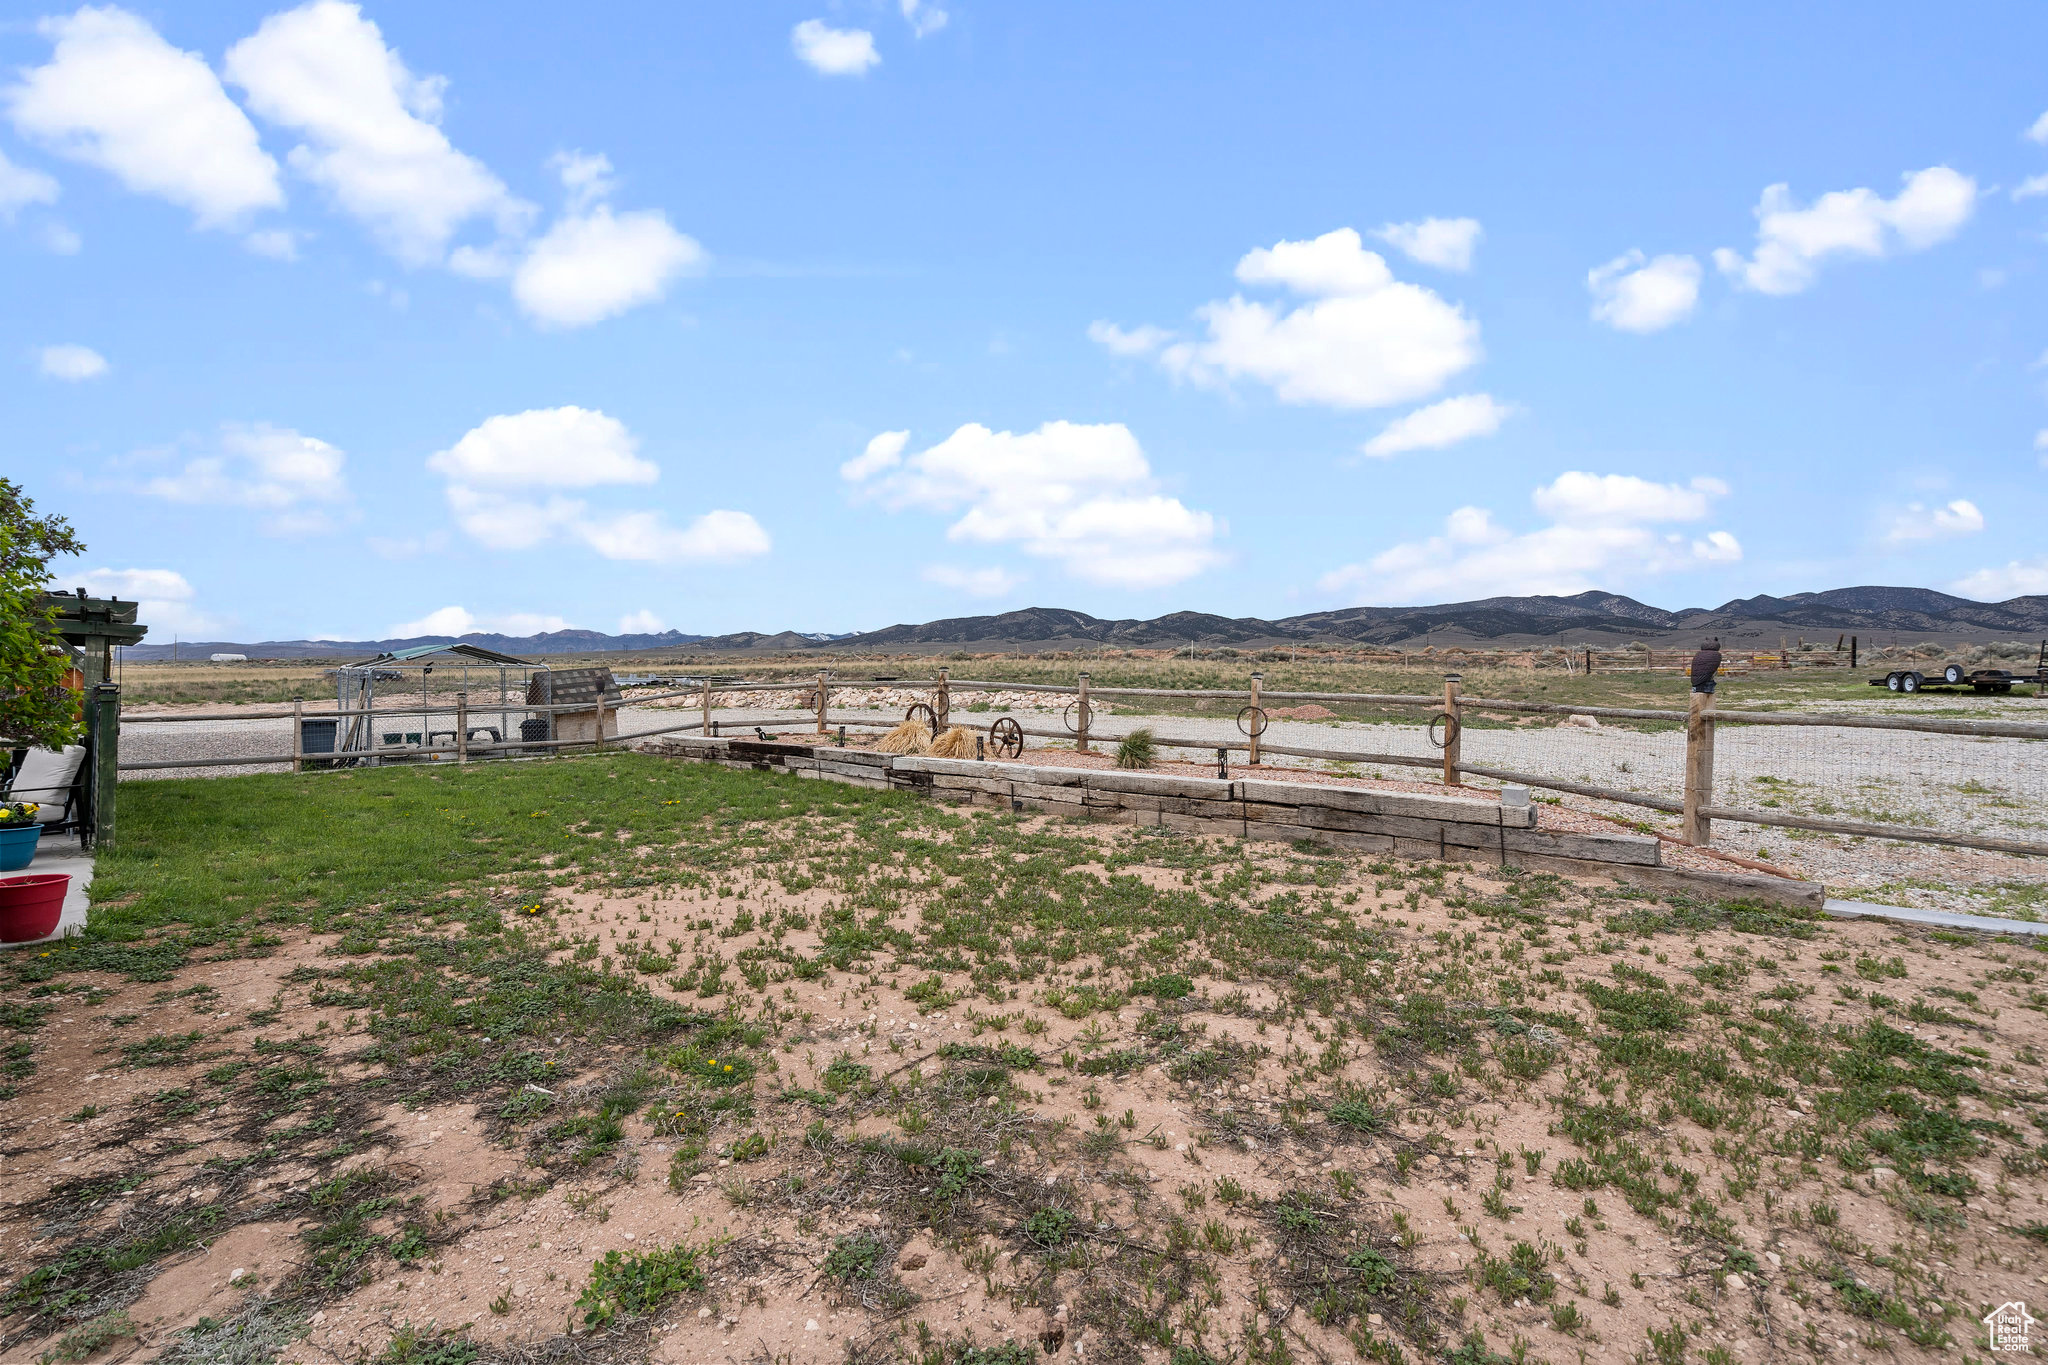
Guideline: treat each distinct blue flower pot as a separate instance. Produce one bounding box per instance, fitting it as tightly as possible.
[0,824,41,872]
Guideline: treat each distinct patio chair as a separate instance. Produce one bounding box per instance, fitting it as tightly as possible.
[3,744,88,838]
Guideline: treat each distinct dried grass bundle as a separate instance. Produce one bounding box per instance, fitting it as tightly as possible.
[926,725,977,759]
[876,719,933,754]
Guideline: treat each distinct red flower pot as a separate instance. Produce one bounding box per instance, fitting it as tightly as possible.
[0,874,69,943]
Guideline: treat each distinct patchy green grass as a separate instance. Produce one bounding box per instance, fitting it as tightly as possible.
[3,750,2041,1365]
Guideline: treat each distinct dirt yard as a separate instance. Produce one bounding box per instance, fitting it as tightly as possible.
[3,756,2045,1365]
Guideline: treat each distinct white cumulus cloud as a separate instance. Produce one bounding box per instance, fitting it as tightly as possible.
[618,609,665,634]
[1318,472,1739,604]
[1713,166,1976,296]
[428,407,769,566]
[510,154,704,328]
[1362,394,1514,458]
[37,343,107,380]
[575,508,770,564]
[1371,217,1482,271]
[845,420,1225,589]
[224,0,525,264]
[0,147,59,219]
[901,0,948,37]
[1588,250,1702,332]
[73,566,217,634]
[841,429,909,481]
[1086,320,1172,357]
[142,422,351,534]
[792,20,879,76]
[1883,499,1984,545]
[386,605,571,639]
[1953,558,2048,600]
[1096,228,1480,410]
[923,564,1024,598]
[428,406,657,488]
[7,5,282,228]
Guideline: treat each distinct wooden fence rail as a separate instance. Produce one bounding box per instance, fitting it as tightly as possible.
[116,670,2048,860]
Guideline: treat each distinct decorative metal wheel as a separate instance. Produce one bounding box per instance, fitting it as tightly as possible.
[1427,712,1461,749]
[988,716,1024,759]
[904,702,937,730]
[1236,705,1269,738]
[1062,701,1090,734]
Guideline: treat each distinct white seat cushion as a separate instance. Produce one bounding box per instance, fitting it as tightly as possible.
[10,745,86,821]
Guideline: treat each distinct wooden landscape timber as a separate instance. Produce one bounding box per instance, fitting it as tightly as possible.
[639,732,1825,910]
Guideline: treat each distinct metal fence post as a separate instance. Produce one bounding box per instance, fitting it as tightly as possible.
[1684,690,1716,845]
[456,691,469,763]
[1249,671,1263,766]
[85,683,119,849]
[816,670,829,736]
[595,690,608,752]
[1076,671,1091,753]
[291,695,304,775]
[1442,674,1462,786]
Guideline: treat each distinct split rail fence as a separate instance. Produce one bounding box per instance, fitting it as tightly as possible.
[111,669,2048,861]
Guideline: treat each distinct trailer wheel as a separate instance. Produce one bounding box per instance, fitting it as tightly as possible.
[1885,671,1903,691]
[1995,683,2013,693]
[1900,672,1921,693]
[1943,664,1965,684]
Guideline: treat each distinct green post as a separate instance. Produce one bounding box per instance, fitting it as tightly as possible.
[85,683,120,848]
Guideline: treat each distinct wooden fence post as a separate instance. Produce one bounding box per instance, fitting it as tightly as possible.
[1684,690,1716,845]
[937,666,950,732]
[1442,674,1462,786]
[700,676,712,737]
[85,683,119,849]
[1850,636,1858,669]
[291,695,304,775]
[595,690,608,752]
[1249,671,1263,766]
[816,669,829,736]
[1076,671,1091,753]
[456,691,469,763]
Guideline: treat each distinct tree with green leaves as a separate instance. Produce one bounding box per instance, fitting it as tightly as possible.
[1,479,84,751]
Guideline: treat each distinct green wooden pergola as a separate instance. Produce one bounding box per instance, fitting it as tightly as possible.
[35,590,148,846]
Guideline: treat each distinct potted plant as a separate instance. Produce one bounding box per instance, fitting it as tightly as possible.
[0,801,40,872]
[0,871,67,942]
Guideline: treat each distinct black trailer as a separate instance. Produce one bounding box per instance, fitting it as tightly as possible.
[1870,642,2047,694]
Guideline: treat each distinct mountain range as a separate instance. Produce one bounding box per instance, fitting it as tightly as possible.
[117,586,2048,661]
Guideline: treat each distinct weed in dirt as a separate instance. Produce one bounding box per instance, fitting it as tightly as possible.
[577,1242,709,1327]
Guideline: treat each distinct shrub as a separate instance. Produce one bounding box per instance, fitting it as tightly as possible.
[1114,728,1158,770]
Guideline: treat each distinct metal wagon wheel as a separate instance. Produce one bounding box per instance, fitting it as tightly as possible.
[904,702,937,731]
[1236,705,1269,738]
[988,716,1024,759]
[1427,712,1461,749]
[1062,701,1089,733]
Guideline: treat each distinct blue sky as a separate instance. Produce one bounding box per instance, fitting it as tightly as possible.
[5,1,2048,641]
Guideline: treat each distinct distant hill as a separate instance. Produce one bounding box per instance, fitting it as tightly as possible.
[115,586,2048,661]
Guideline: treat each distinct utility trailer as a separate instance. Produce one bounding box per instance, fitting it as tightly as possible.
[1870,641,2046,694]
